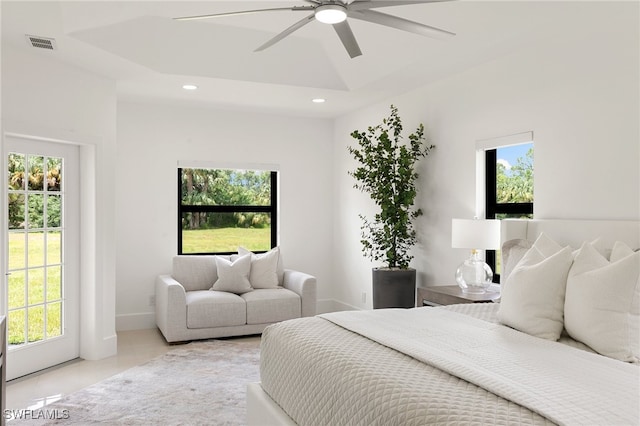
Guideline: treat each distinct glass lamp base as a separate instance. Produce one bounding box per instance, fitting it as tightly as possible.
[455,251,493,294]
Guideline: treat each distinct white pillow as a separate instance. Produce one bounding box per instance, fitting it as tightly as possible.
[210,254,253,294]
[533,232,564,257]
[238,246,281,289]
[498,233,574,340]
[610,241,640,362]
[499,234,597,285]
[500,239,533,285]
[610,240,635,262]
[565,242,640,362]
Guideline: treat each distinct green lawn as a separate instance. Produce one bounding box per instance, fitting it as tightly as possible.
[6,227,268,345]
[182,227,271,253]
[7,232,62,345]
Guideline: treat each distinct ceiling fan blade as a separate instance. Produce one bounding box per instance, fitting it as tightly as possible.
[255,13,316,52]
[332,21,363,58]
[174,6,314,21]
[349,9,455,39]
[350,0,453,11]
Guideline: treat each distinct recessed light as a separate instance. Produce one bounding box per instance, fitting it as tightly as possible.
[182,84,198,90]
[312,98,326,103]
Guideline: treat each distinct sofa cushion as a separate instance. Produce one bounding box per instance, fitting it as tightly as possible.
[239,246,285,285]
[186,290,246,329]
[211,254,253,294]
[242,289,301,325]
[173,255,230,292]
[238,246,280,289]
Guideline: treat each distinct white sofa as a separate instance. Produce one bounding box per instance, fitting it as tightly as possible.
[155,254,317,343]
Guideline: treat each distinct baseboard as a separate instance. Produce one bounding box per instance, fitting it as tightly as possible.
[116,312,156,331]
[316,299,361,314]
[80,332,118,360]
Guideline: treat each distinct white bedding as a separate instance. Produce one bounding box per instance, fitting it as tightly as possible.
[320,307,640,425]
[257,220,640,424]
[259,304,639,425]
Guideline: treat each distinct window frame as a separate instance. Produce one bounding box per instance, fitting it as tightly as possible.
[177,168,278,255]
[484,147,533,282]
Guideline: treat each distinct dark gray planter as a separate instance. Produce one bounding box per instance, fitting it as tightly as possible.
[372,267,416,309]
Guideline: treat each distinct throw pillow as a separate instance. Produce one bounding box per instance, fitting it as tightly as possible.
[210,254,253,294]
[499,234,598,285]
[500,239,533,285]
[238,246,281,289]
[533,232,564,257]
[610,241,640,362]
[498,233,574,341]
[565,242,639,362]
[610,240,635,262]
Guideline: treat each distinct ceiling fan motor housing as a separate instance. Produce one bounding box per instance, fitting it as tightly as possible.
[314,4,348,24]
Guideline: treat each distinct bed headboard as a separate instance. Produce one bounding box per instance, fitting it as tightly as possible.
[501,219,640,249]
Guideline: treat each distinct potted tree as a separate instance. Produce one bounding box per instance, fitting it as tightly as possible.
[348,105,434,309]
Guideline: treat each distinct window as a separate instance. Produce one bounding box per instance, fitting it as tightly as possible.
[178,168,277,254]
[485,142,534,281]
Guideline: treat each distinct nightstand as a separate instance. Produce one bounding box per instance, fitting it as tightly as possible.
[417,285,500,307]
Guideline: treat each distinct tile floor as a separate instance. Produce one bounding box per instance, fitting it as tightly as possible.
[6,328,172,412]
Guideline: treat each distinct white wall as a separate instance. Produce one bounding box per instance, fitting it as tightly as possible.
[3,2,637,331]
[1,46,118,359]
[332,2,639,309]
[115,102,334,329]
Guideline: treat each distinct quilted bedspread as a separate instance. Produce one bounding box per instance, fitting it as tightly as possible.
[259,304,640,425]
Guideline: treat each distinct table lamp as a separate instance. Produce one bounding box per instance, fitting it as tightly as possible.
[451,218,501,293]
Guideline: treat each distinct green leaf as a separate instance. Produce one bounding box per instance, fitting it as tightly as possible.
[347,105,435,269]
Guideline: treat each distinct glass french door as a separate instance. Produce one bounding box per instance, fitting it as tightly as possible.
[3,136,79,380]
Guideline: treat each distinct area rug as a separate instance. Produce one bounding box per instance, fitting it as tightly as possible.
[12,338,261,425]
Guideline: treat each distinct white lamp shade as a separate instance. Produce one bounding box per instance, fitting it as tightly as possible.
[451,218,501,250]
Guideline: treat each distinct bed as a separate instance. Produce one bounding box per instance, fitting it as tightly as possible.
[247,219,640,425]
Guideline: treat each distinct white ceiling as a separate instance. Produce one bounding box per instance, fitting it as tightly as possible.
[1,1,592,118]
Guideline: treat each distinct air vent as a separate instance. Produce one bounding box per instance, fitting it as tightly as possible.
[25,35,57,50]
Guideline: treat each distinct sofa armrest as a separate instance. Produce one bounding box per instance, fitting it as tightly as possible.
[282,269,317,317]
[155,275,187,341]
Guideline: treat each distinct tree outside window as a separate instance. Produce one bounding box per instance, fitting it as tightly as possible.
[178,168,277,254]
[496,146,533,206]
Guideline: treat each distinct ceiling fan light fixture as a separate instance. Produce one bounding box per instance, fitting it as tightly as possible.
[315,4,347,24]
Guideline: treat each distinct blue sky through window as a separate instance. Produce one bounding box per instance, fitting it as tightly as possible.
[497,142,533,174]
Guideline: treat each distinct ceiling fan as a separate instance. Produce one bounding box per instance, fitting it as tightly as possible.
[174,0,455,59]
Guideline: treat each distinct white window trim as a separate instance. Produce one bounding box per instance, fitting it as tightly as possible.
[476,131,534,151]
